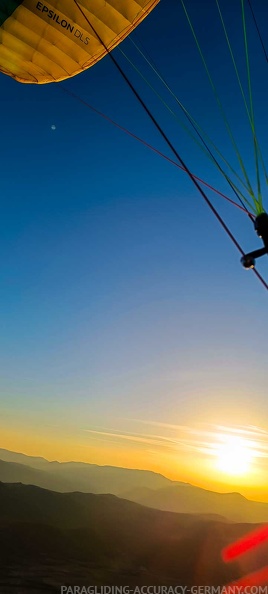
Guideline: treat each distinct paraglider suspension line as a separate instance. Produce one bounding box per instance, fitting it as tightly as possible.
[73,0,268,292]
[247,0,268,63]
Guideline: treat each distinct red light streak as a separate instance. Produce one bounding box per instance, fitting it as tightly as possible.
[223,524,268,587]
[225,565,268,588]
[222,525,268,562]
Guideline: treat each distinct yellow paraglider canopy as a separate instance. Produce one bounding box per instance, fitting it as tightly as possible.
[0,0,159,84]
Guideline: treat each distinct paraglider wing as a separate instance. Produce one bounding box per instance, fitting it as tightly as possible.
[0,0,159,84]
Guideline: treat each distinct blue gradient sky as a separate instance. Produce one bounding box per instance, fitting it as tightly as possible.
[1,0,268,497]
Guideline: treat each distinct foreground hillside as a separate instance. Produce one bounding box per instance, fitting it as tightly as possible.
[1,481,267,591]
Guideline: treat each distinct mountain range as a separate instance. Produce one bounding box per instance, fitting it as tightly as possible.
[2,448,268,589]
[1,448,268,523]
[0,480,264,590]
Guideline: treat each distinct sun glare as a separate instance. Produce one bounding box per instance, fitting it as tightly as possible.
[215,436,254,476]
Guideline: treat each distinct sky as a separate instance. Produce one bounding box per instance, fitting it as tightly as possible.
[1,0,268,501]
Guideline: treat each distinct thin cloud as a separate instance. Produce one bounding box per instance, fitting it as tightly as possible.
[83,429,177,450]
[83,421,268,463]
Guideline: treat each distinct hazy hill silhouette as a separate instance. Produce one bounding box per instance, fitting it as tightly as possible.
[0,459,73,492]
[0,448,49,469]
[0,481,264,590]
[124,484,268,524]
[0,447,174,493]
[1,448,268,523]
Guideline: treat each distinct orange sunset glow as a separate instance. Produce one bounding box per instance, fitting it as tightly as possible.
[2,417,268,502]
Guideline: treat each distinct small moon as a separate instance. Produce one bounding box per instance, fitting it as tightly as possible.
[51,124,56,130]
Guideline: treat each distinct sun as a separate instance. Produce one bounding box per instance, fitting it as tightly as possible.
[215,435,254,476]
